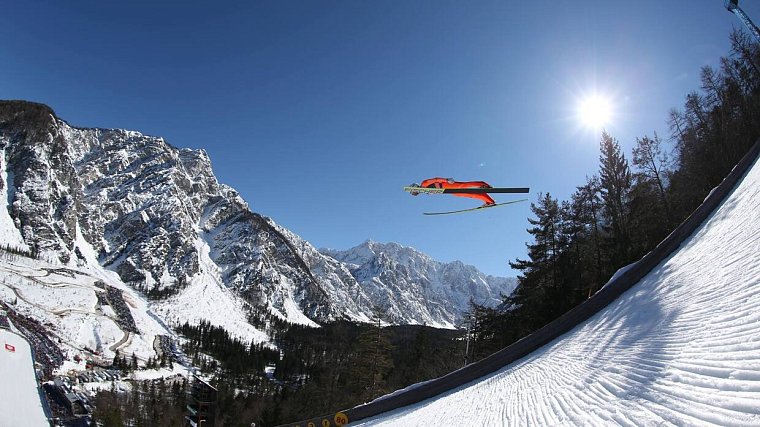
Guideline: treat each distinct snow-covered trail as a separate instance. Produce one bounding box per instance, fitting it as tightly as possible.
[354,154,760,425]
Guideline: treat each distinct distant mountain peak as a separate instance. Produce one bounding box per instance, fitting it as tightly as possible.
[321,240,516,328]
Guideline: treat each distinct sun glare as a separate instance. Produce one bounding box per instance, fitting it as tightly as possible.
[578,95,612,129]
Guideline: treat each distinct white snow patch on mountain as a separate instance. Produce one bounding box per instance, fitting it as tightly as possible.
[151,274,267,344]
[151,236,269,344]
[0,148,28,251]
[267,275,320,328]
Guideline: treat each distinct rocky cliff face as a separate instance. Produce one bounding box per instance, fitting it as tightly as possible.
[0,101,342,327]
[0,100,513,332]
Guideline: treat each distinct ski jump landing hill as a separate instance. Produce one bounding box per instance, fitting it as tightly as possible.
[283,139,760,427]
[0,325,50,426]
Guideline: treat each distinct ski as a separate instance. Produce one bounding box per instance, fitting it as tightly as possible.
[423,199,528,215]
[404,186,530,194]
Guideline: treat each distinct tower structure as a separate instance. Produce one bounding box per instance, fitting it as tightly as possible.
[185,375,217,427]
[726,0,760,43]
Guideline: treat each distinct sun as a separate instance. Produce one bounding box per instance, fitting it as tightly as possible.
[577,94,612,129]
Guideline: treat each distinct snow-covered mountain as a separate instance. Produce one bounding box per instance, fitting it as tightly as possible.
[0,100,513,338]
[0,101,334,337]
[323,240,516,328]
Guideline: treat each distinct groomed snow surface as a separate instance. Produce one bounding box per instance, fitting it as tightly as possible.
[356,158,760,426]
[0,328,49,427]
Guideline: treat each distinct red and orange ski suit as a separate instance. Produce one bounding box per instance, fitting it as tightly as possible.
[420,177,495,206]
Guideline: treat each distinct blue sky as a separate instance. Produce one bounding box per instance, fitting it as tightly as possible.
[2,1,756,276]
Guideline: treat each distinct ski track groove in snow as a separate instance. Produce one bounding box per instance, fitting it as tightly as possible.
[353,157,760,425]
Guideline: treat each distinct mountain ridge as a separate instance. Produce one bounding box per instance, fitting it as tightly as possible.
[322,240,516,328]
[0,100,515,339]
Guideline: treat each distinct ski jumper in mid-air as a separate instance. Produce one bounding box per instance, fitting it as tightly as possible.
[411,177,496,206]
[405,178,529,215]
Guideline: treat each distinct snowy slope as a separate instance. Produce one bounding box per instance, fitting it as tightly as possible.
[0,328,49,427]
[0,254,174,364]
[354,155,760,424]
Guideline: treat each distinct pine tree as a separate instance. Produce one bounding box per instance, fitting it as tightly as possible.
[510,193,564,287]
[113,349,121,370]
[349,307,394,402]
[508,192,566,328]
[598,132,633,268]
[570,176,607,297]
